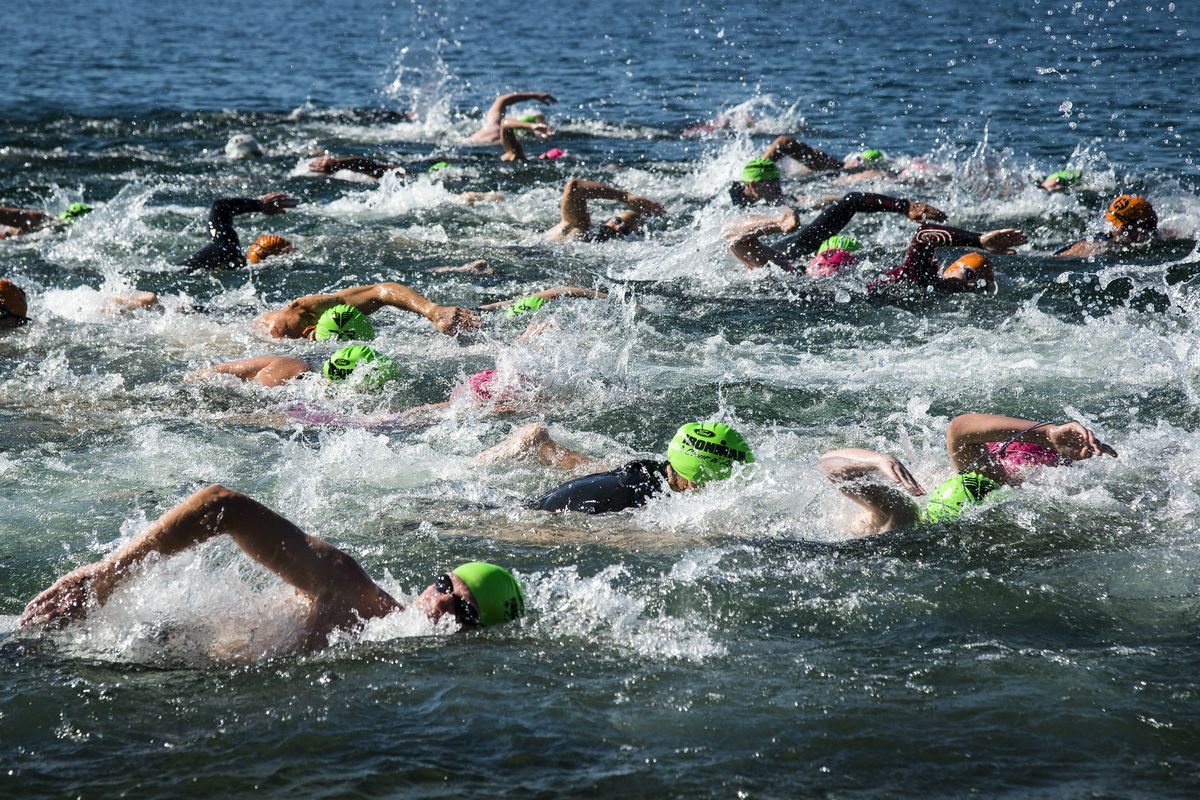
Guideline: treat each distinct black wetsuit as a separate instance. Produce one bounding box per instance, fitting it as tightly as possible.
[527,460,669,514]
[772,192,912,259]
[179,197,262,271]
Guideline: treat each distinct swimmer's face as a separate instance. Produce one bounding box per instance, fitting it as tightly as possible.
[1040,176,1069,193]
[416,572,480,629]
[746,179,783,202]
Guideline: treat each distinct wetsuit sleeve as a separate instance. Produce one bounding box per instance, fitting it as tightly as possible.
[773,192,912,259]
[729,183,753,207]
[179,197,262,271]
[870,224,983,290]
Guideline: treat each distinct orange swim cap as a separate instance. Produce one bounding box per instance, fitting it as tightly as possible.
[940,252,994,285]
[0,279,28,318]
[1105,196,1157,230]
[246,234,295,264]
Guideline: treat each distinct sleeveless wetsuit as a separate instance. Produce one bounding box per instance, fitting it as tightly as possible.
[868,224,984,292]
[528,459,669,514]
[179,197,263,271]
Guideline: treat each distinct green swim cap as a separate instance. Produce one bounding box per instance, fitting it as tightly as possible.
[860,149,884,162]
[59,203,94,222]
[313,304,375,342]
[1045,168,1082,186]
[519,113,540,123]
[451,562,525,627]
[506,295,547,318]
[666,422,754,486]
[428,161,452,173]
[740,157,781,183]
[817,235,862,254]
[921,472,1001,524]
[322,345,397,385]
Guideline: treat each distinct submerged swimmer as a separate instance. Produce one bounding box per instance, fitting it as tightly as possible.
[467,90,557,144]
[19,485,525,647]
[728,139,888,207]
[547,179,667,241]
[1053,195,1168,258]
[819,413,1117,535]
[180,192,297,271]
[1040,168,1082,193]
[198,345,397,389]
[479,422,753,514]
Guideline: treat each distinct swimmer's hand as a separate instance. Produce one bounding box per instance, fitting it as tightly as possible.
[819,449,926,496]
[526,122,554,139]
[777,207,800,233]
[259,192,299,215]
[1046,422,1118,460]
[627,195,667,217]
[980,228,1028,255]
[532,93,558,105]
[430,305,481,336]
[19,561,115,628]
[876,453,926,495]
[906,201,946,223]
[308,156,337,174]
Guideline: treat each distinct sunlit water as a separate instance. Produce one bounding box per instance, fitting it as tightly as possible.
[2,0,1200,796]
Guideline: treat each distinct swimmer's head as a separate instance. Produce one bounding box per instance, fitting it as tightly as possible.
[666,422,754,487]
[940,252,995,289]
[506,295,548,318]
[1106,195,1157,233]
[246,234,294,264]
[741,157,781,184]
[598,210,640,239]
[58,203,93,223]
[817,235,862,255]
[1040,169,1081,192]
[0,280,29,327]
[519,112,546,124]
[844,149,884,169]
[428,161,452,173]
[466,369,496,399]
[807,248,857,277]
[225,134,263,159]
[539,148,567,160]
[450,562,525,627]
[322,345,397,385]
[313,304,375,341]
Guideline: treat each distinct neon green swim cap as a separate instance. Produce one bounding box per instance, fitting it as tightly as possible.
[1045,168,1082,186]
[506,295,547,318]
[313,304,375,342]
[740,157,781,183]
[817,235,862,254]
[519,113,540,123]
[428,161,452,173]
[666,422,754,486]
[921,472,1001,524]
[322,345,397,385]
[860,149,884,162]
[59,203,94,222]
[451,562,525,627]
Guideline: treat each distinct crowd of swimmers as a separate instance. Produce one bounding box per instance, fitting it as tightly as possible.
[4,87,1170,652]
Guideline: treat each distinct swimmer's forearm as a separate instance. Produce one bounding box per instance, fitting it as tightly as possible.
[819,449,891,480]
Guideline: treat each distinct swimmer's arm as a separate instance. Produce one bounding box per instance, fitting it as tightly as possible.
[320,282,480,335]
[762,136,842,172]
[946,414,1117,471]
[724,209,799,270]
[841,192,946,223]
[478,286,609,311]
[308,156,399,179]
[19,485,394,628]
[0,207,52,232]
[498,119,537,162]
[484,91,557,126]
[819,449,925,533]
[1052,238,1107,258]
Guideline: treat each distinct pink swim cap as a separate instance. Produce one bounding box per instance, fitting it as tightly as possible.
[986,441,1061,480]
[467,369,496,400]
[806,248,857,278]
[539,148,566,160]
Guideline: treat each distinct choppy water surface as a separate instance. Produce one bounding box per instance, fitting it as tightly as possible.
[3,0,1200,796]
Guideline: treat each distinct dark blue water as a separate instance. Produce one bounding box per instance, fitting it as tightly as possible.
[3,0,1200,797]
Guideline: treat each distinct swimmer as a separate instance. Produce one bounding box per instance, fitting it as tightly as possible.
[547,179,667,241]
[478,422,753,515]
[1053,195,1166,258]
[819,413,1117,535]
[467,90,557,144]
[723,191,947,267]
[0,279,30,330]
[18,484,524,646]
[728,138,846,206]
[255,281,480,339]
[308,155,402,180]
[225,134,262,159]
[180,192,297,271]
[0,202,93,239]
[500,118,553,162]
[1040,168,1082,193]
[196,346,395,389]
[832,148,890,184]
